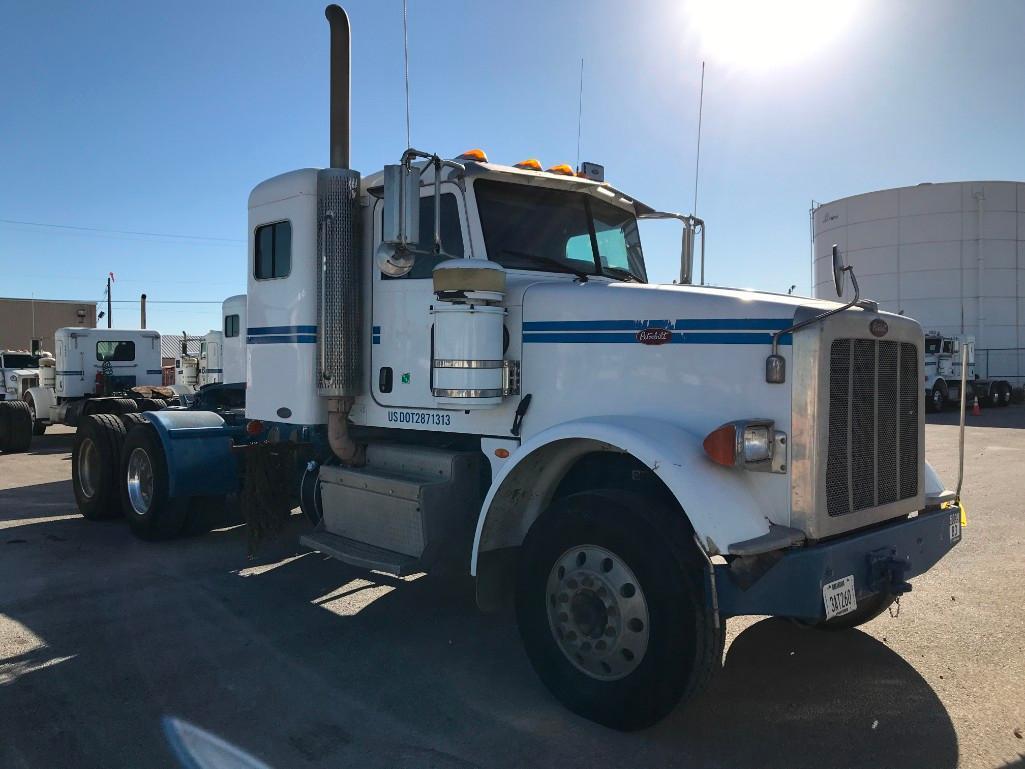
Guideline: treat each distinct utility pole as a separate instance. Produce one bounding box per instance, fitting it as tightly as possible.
[106,275,112,328]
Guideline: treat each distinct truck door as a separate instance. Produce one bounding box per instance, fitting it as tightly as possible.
[370,183,470,409]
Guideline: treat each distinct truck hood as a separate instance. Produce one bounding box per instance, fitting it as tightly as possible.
[519,280,848,332]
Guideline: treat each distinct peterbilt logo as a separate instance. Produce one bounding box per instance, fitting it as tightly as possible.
[869,319,889,338]
[636,328,673,345]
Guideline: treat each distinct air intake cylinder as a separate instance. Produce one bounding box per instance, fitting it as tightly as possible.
[317,168,362,396]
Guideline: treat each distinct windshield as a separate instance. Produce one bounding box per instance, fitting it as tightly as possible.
[925,338,941,354]
[474,180,647,281]
[2,353,37,368]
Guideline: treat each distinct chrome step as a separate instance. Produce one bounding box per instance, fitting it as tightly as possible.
[300,529,423,577]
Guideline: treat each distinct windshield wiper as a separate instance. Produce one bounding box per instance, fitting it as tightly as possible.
[600,266,641,283]
[498,249,591,281]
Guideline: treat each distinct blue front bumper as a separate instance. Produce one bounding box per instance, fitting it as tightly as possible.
[715,506,962,620]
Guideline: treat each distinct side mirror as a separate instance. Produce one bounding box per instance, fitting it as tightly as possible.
[376,163,421,277]
[831,244,845,297]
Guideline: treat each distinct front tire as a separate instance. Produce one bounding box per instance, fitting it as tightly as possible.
[24,393,46,435]
[929,383,946,413]
[72,414,127,519]
[120,425,189,540]
[515,490,722,730]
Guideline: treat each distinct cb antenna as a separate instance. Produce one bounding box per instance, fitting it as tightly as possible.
[403,0,411,148]
[575,58,584,170]
[692,60,705,216]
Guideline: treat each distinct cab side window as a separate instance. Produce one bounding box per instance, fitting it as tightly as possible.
[383,193,464,280]
[224,314,240,338]
[255,221,292,280]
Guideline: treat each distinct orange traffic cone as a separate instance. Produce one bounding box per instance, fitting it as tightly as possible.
[972,396,981,416]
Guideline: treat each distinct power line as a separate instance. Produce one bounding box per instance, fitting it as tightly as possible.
[0,218,244,244]
[105,299,224,304]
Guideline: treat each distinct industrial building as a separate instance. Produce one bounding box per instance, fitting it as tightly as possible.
[813,181,1025,385]
[0,297,96,354]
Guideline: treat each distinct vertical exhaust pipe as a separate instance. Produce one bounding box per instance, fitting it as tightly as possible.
[140,293,147,329]
[325,4,351,169]
[319,5,363,465]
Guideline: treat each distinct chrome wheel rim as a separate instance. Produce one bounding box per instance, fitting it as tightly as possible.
[126,447,154,515]
[546,544,650,681]
[77,438,99,499]
[932,390,943,410]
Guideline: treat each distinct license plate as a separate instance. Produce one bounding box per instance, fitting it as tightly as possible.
[949,511,961,542]
[822,575,858,620]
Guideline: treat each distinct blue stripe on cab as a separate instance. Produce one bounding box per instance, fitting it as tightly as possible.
[522,317,792,333]
[522,331,791,345]
[248,325,317,336]
[246,335,318,345]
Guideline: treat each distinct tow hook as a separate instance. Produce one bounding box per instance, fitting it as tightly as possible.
[868,548,913,595]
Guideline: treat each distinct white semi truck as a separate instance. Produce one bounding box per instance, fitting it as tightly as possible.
[13,328,169,444]
[0,350,41,403]
[0,350,44,452]
[924,332,1012,412]
[67,5,963,729]
[173,296,247,391]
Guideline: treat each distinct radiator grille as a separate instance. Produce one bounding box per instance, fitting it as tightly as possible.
[826,339,919,517]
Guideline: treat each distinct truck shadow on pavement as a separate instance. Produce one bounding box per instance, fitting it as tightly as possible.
[0,510,958,769]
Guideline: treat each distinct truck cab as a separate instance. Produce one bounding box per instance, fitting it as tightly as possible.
[69,3,964,731]
[923,332,1011,411]
[0,350,40,402]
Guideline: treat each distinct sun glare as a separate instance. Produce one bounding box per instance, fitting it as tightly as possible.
[684,0,861,71]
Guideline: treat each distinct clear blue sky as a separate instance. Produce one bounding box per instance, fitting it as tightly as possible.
[3,0,1025,334]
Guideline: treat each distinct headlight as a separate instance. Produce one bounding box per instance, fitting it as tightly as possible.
[703,419,787,474]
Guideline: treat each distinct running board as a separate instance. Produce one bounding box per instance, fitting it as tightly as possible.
[300,529,423,577]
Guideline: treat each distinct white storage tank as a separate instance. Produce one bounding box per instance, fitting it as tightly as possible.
[813,181,1025,386]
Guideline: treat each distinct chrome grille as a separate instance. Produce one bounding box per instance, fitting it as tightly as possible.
[826,339,919,517]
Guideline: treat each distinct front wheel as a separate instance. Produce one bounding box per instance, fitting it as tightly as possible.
[515,490,722,730]
[25,394,46,435]
[929,383,946,413]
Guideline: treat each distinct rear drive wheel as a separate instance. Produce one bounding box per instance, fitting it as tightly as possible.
[120,424,187,540]
[72,414,128,519]
[136,398,165,412]
[998,382,1012,407]
[109,398,138,415]
[25,393,46,435]
[0,401,32,452]
[796,592,896,631]
[515,490,722,730]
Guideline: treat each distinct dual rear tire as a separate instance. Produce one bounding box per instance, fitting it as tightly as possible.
[72,415,224,538]
[0,400,33,453]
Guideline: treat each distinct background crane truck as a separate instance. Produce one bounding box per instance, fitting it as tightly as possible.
[923,332,1012,412]
[67,5,964,730]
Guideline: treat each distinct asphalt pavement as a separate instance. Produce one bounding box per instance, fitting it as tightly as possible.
[0,417,1023,769]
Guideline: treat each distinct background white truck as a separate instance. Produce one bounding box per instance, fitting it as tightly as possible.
[4,328,171,450]
[172,295,247,392]
[66,5,963,730]
[924,332,1012,411]
[0,350,41,403]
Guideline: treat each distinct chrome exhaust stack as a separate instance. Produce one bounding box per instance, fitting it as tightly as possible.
[318,5,363,463]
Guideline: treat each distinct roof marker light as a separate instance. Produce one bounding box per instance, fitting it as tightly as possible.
[546,164,575,176]
[456,149,488,162]
[514,158,543,171]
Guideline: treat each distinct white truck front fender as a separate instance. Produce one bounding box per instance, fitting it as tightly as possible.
[470,416,776,577]
[24,386,56,423]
